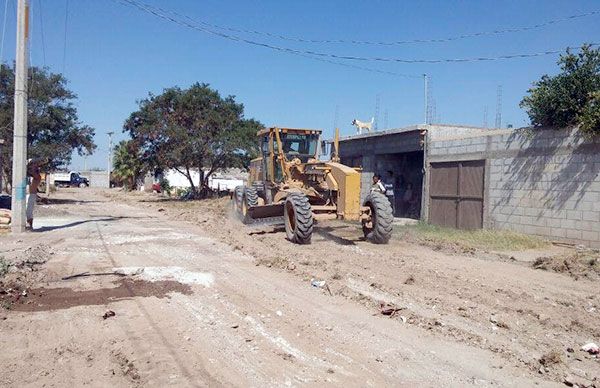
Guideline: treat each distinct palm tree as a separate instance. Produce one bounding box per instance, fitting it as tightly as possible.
[112,140,142,190]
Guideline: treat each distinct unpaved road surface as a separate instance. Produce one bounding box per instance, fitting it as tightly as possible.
[1,189,598,387]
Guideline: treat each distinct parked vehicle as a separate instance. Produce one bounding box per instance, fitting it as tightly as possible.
[52,171,90,188]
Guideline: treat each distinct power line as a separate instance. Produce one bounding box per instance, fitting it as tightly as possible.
[116,0,419,77]
[294,52,420,78]
[172,7,600,47]
[116,0,598,64]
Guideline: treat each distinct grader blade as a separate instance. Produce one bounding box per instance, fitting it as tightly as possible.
[247,203,284,220]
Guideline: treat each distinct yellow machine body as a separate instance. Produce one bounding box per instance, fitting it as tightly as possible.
[245,127,363,221]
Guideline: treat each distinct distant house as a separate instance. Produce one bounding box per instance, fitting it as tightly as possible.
[339,124,600,248]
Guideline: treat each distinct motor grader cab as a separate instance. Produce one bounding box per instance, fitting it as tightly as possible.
[233,127,393,244]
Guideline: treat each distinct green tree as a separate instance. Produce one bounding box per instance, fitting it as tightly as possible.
[112,140,143,190]
[0,64,96,185]
[124,83,261,194]
[520,44,600,135]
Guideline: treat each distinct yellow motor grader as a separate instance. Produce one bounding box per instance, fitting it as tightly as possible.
[233,127,393,244]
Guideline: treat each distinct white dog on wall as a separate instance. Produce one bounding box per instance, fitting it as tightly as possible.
[351,117,374,134]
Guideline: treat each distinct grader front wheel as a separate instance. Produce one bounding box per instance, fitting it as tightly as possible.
[241,187,259,224]
[284,194,313,244]
[362,192,393,244]
[232,186,244,212]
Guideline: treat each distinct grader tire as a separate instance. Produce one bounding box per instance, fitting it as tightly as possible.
[284,194,313,244]
[233,186,244,212]
[241,187,259,224]
[363,192,393,244]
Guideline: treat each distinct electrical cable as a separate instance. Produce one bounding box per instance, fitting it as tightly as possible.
[164,5,600,47]
[116,0,598,64]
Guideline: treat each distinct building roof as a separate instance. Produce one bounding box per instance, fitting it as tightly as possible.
[339,123,493,142]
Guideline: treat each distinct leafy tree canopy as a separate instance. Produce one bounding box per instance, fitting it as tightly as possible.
[124,83,262,193]
[520,44,600,135]
[0,64,96,184]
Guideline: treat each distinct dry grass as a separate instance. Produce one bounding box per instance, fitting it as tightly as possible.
[395,222,549,252]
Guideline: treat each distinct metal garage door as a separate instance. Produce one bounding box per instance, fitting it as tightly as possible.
[429,160,485,229]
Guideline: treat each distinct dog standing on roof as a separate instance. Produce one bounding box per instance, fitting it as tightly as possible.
[352,117,374,134]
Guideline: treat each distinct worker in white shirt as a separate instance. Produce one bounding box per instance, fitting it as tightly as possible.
[384,170,396,215]
[371,174,385,194]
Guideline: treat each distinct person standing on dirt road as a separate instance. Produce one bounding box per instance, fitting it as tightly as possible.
[26,159,43,230]
[384,170,396,216]
[371,174,385,194]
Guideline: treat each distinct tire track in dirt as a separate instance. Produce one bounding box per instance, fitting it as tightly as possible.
[110,192,600,386]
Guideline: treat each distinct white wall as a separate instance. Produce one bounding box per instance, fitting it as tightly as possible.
[164,169,201,188]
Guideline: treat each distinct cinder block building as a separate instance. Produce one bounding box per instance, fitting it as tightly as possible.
[339,124,600,248]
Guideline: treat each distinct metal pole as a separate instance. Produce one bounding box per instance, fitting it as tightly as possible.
[423,74,429,125]
[11,0,29,233]
[107,131,113,188]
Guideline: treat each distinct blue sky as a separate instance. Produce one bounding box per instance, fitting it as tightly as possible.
[1,0,599,169]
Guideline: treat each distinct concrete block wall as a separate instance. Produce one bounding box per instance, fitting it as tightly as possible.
[82,171,110,188]
[428,127,600,248]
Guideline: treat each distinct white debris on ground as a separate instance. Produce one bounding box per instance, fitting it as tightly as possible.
[113,266,215,287]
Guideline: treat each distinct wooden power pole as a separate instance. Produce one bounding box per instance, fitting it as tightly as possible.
[11,0,29,233]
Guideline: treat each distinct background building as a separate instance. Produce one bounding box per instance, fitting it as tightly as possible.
[339,124,600,248]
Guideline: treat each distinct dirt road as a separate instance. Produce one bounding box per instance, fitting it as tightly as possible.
[1,189,598,387]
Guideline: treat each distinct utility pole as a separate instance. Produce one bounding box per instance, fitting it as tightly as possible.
[423,74,429,125]
[107,131,114,188]
[11,0,29,233]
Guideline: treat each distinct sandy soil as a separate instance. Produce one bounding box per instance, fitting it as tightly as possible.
[0,188,598,387]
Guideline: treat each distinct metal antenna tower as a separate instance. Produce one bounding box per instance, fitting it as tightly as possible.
[333,104,339,131]
[483,105,488,128]
[383,109,389,129]
[426,77,433,124]
[374,93,380,131]
[495,85,502,128]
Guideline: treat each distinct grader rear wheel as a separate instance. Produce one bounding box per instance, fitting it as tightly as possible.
[362,192,393,244]
[284,193,313,244]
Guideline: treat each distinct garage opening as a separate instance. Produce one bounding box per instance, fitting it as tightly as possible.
[429,160,485,229]
[374,151,424,219]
